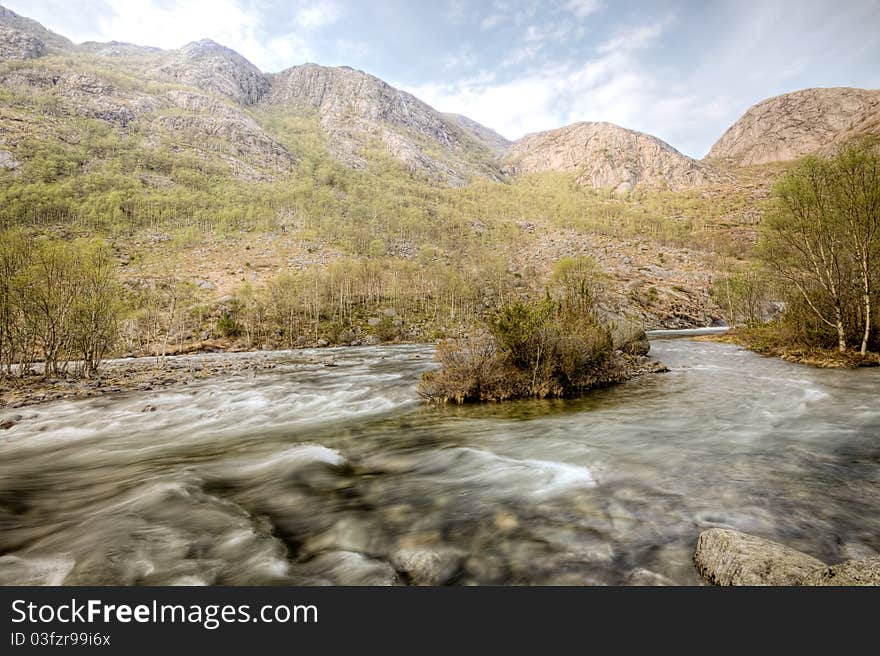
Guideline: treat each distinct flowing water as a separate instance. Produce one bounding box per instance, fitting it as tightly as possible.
[1,338,878,585]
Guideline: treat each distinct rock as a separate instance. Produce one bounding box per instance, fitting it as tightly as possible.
[367,317,382,326]
[0,149,20,169]
[363,335,380,346]
[0,5,74,51]
[624,567,676,586]
[442,113,511,156]
[707,87,880,165]
[390,547,464,585]
[316,339,329,347]
[263,63,502,185]
[141,405,157,413]
[0,26,46,60]
[803,556,880,586]
[694,529,825,585]
[0,414,22,430]
[157,39,269,105]
[504,121,720,192]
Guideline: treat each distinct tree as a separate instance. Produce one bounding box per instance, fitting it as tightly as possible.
[712,266,771,328]
[761,156,850,352]
[69,240,124,377]
[760,142,880,355]
[832,139,880,356]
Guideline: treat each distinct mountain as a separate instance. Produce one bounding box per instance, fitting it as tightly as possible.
[156,39,269,106]
[263,64,502,184]
[503,122,717,193]
[0,4,72,52]
[707,87,880,165]
[442,113,511,156]
[0,4,724,191]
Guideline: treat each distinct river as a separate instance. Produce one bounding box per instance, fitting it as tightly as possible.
[1,338,878,585]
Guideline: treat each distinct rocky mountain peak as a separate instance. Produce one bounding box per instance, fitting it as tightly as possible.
[504,121,716,193]
[264,63,502,184]
[0,4,72,51]
[707,87,880,165]
[157,38,269,105]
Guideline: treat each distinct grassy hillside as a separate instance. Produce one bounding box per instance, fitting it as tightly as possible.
[0,49,786,364]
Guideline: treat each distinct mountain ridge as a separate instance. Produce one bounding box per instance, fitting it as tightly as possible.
[2,4,878,190]
[707,86,880,165]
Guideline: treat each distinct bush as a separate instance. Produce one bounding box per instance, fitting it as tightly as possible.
[419,264,627,404]
[215,313,241,338]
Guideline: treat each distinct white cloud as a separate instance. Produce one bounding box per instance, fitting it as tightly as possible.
[597,20,669,54]
[403,16,723,157]
[3,0,323,72]
[562,0,603,20]
[296,1,342,30]
[480,14,505,30]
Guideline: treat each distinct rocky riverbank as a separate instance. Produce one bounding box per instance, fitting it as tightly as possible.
[694,529,880,586]
[0,349,344,411]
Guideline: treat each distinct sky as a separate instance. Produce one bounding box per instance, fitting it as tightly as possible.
[6,0,880,157]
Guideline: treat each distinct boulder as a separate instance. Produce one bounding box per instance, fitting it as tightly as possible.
[694,528,824,585]
[803,556,880,586]
[390,547,464,586]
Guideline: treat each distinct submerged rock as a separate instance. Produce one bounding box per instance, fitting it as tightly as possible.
[694,529,824,585]
[624,567,676,586]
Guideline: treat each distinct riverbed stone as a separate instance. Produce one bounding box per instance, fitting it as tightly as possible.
[390,546,464,585]
[802,556,880,586]
[694,529,825,585]
[624,567,676,586]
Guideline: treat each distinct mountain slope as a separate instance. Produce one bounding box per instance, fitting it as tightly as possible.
[442,113,511,156]
[156,39,269,106]
[707,87,880,165]
[504,122,717,193]
[263,64,502,184]
[0,4,72,52]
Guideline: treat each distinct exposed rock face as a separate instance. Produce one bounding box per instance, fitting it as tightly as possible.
[80,41,163,58]
[157,39,269,106]
[0,148,19,169]
[264,64,499,184]
[0,25,45,60]
[443,112,512,156]
[694,529,880,586]
[504,122,716,193]
[0,67,160,126]
[707,87,880,165]
[153,90,294,179]
[0,4,72,51]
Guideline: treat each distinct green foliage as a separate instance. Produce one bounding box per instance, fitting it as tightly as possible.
[0,231,124,377]
[215,313,241,338]
[758,139,880,354]
[420,259,623,403]
[711,266,772,327]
